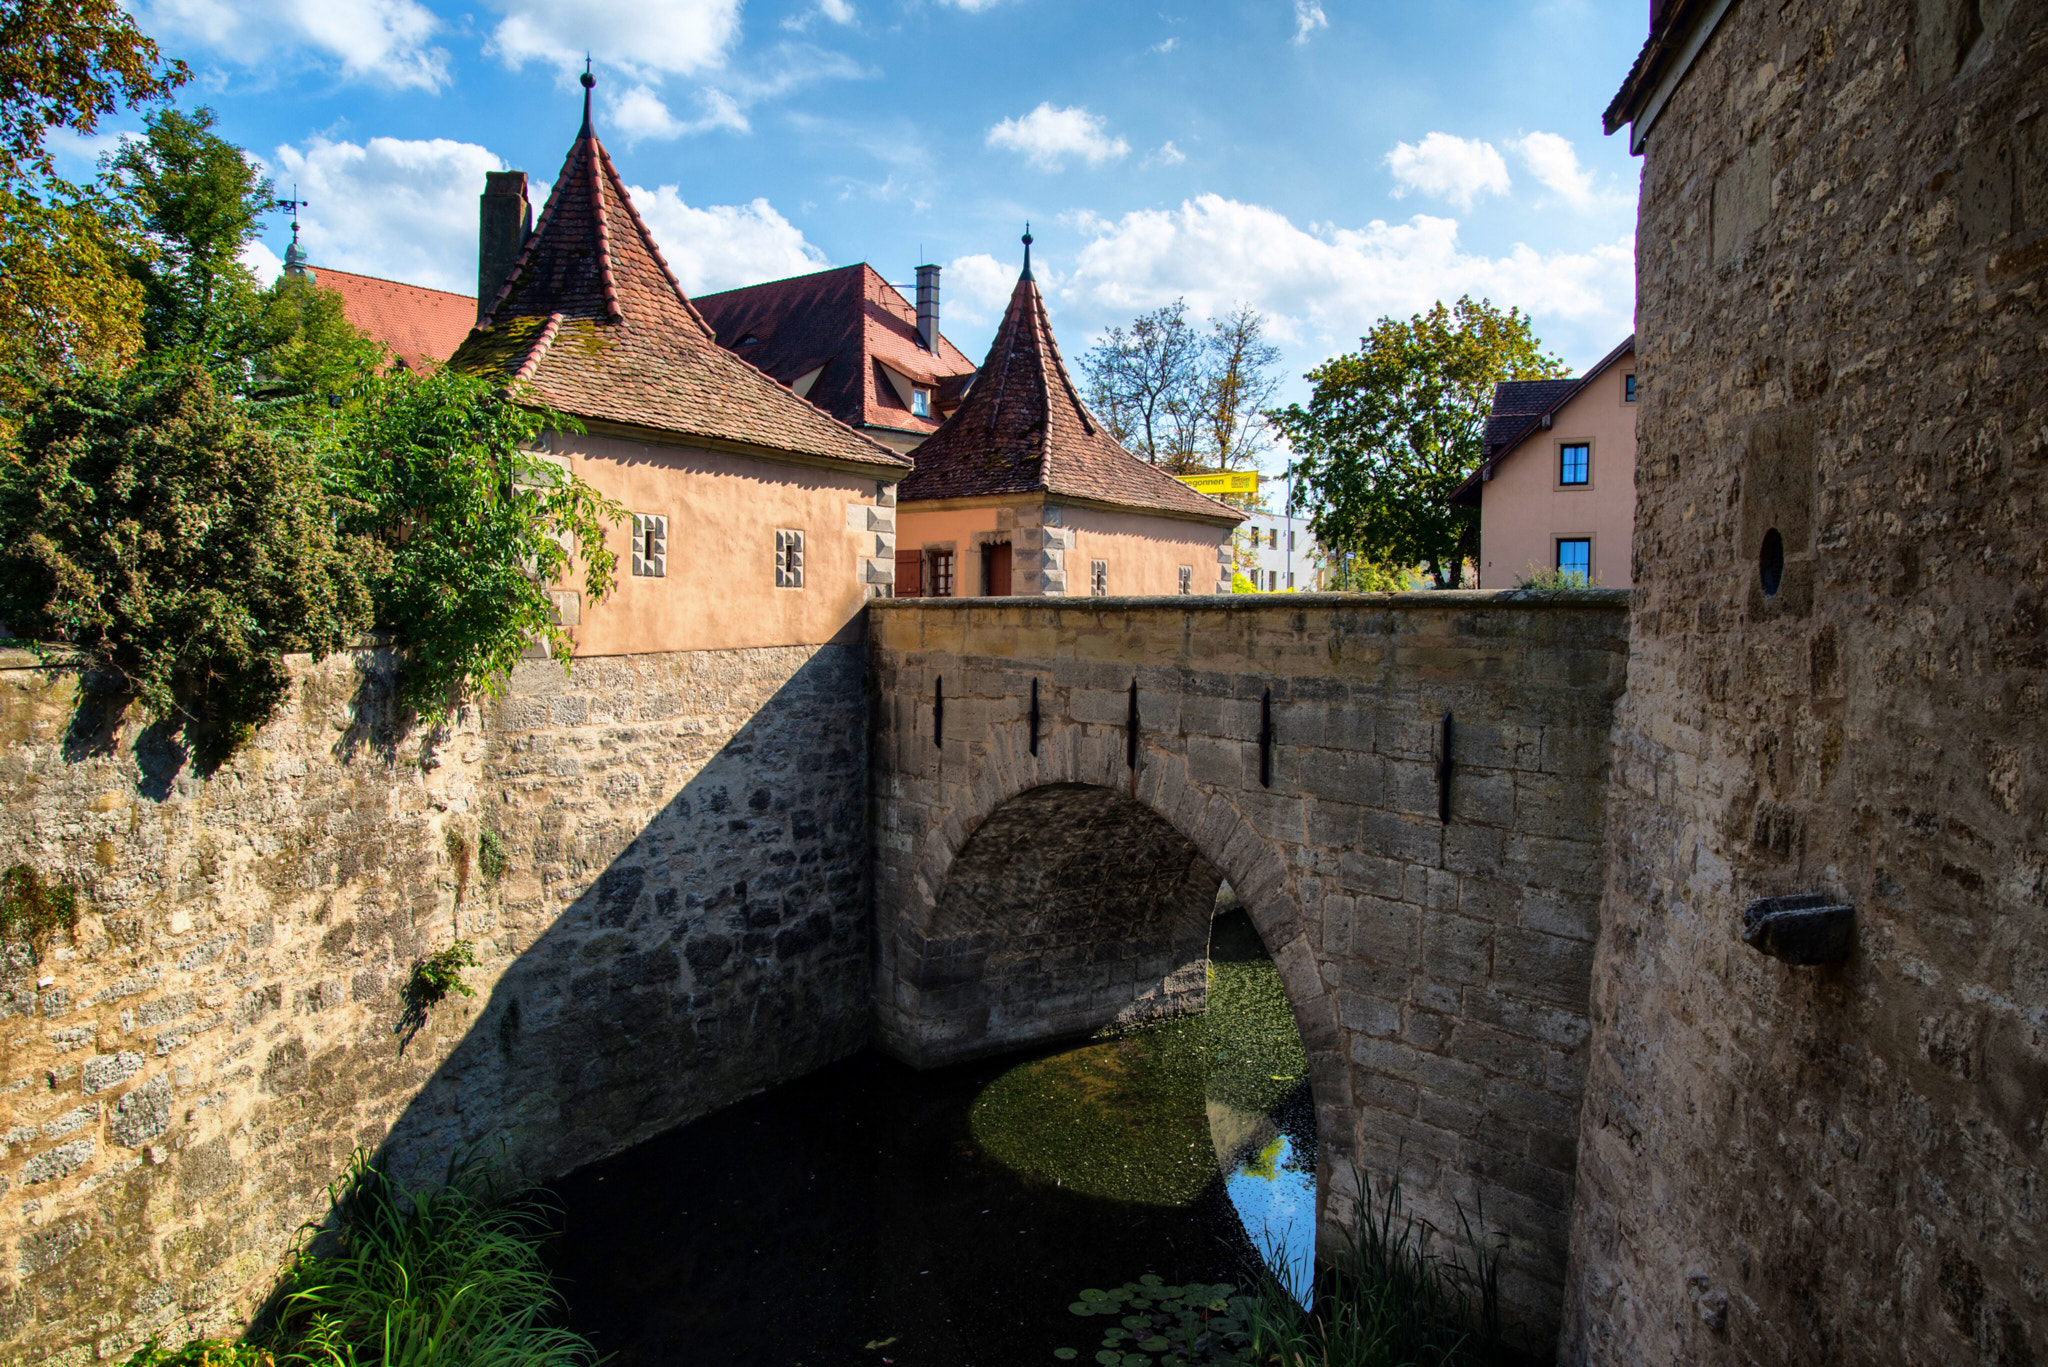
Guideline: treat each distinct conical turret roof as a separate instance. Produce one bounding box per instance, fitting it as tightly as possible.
[448,81,907,471]
[898,236,1239,522]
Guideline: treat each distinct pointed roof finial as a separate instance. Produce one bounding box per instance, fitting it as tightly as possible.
[1021,222,1034,281]
[580,57,595,137]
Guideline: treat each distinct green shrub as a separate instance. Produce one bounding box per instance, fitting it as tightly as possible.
[264,1149,597,1367]
[123,1341,274,1367]
[1511,567,1592,591]
[397,940,480,1048]
[0,364,375,764]
[477,827,510,886]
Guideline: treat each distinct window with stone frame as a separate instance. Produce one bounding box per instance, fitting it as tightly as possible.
[1559,443,1590,486]
[631,513,667,577]
[775,528,805,588]
[1178,565,1192,595]
[929,549,954,597]
[1090,559,1108,596]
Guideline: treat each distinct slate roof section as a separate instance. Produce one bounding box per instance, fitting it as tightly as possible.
[897,252,1242,525]
[311,267,475,372]
[1450,335,1636,507]
[695,264,978,441]
[446,92,909,472]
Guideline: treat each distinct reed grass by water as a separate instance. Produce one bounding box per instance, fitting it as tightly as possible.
[125,1150,597,1367]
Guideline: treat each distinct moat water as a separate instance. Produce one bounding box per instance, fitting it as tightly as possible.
[546,910,1315,1367]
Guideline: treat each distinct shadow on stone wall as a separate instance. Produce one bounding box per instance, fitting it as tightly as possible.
[372,643,876,1190]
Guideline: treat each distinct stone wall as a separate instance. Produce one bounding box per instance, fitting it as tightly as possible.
[0,642,870,1364]
[868,593,1629,1346]
[1564,3,2048,1362]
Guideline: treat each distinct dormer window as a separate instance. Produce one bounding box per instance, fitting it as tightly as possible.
[911,388,932,418]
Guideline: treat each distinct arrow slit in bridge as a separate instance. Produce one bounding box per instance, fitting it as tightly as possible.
[1125,679,1139,770]
[1029,678,1040,756]
[934,677,943,749]
[1437,710,1454,824]
[1260,689,1273,789]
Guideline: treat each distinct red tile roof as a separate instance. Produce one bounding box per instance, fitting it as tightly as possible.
[695,264,977,441]
[311,267,475,372]
[897,246,1242,525]
[446,93,909,473]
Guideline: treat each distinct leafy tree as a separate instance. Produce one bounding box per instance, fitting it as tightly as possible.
[335,370,623,722]
[0,0,186,190]
[103,106,273,358]
[1081,299,1204,469]
[1200,303,1283,474]
[251,271,389,402]
[1270,297,1565,589]
[0,365,375,763]
[0,180,145,401]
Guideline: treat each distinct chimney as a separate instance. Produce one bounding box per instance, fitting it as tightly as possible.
[915,263,941,353]
[477,170,531,323]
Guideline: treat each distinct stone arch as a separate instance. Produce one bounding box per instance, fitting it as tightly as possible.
[873,712,1351,1213]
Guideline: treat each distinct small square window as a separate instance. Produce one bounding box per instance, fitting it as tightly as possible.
[911,388,932,418]
[929,550,954,597]
[1178,565,1192,595]
[1090,559,1108,597]
[775,528,805,587]
[631,513,667,577]
[1557,538,1591,579]
[1559,443,1590,486]
[1623,374,1637,402]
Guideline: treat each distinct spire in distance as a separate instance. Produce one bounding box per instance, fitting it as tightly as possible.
[1021,223,1034,281]
[579,58,595,137]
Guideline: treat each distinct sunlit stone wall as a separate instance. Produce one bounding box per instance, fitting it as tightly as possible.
[1564,3,2048,1362]
[868,593,1630,1349]
[0,643,869,1364]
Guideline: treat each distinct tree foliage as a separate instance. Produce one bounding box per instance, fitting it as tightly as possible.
[0,0,186,190]
[104,106,273,358]
[0,180,145,400]
[1081,300,1286,479]
[0,365,375,762]
[336,370,622,722]
[1270,297,1565,589]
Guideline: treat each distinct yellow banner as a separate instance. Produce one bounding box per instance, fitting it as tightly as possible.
[1175,470,1259,496]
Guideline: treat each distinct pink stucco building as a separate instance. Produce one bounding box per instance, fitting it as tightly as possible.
[1452,336,1637,589]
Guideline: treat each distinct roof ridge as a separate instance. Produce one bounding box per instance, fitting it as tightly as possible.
[694,261,861,301]
[311,266,476,303]
[585,138,621,323]
[481,140,578,328]
[591,138,717,342]
[510,312,564,383]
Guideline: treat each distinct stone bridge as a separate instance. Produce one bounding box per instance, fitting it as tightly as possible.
[867,592,1629,1339]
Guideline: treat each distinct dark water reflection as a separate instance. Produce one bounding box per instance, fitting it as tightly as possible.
[546,912,1313,1366]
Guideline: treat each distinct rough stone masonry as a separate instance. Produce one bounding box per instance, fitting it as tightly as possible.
[868,593,1630,1347]
[1562,2,2048,1363]
[0,642,869,1364]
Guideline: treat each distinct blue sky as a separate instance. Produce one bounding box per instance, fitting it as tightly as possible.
[65,0,1646,463]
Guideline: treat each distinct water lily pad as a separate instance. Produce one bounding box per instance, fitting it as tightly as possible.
[1080,1289,1109,1302]
[1095,1352,1121,1366]
[1053,1351,1078,1361]
[1069,1303,1095,1316]
[1139,1274,1164,1287]
[1138,1336,1171,1351]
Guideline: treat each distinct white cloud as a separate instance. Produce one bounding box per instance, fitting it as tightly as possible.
[609,86,749,142]
[485,0,741,77]
[1058,194,1634,351]
[1292,0,1327,43]
[1509,131,1599,210]
[1146,140,1186,167]
[943,252,1021,328]
[936,0,1007,9]
[241,239,284,286]
[1151,37,1179,53]
[268,136,506,294]
[1384,132,1511,210]
[132,0,447,88]
[986,104,1130,171]
[627,186,828,294]
[817,0,856,21]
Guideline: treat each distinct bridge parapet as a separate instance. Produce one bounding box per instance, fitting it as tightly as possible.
[868,590,1628,1345]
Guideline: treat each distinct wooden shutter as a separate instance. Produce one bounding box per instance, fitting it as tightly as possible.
[985,544,1013,596]
[895,550,923,597]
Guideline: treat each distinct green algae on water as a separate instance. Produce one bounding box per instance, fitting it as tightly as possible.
[969,918,1309,1206]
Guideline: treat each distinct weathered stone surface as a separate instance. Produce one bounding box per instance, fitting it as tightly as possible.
[868,593,1628,1347]
[0,642,869,1363]
[1565,4,2048,1363]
